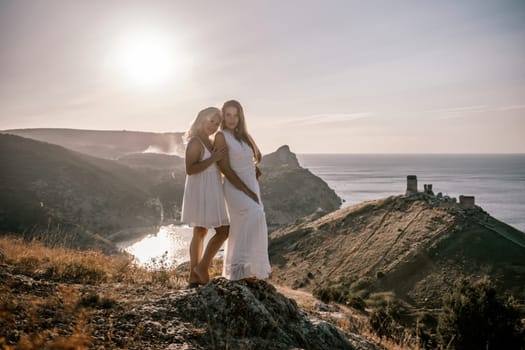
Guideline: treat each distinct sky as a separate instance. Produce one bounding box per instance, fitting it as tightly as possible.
[0,0,524,154]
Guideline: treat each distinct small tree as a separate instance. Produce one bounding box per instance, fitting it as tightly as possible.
[437,277,524,350]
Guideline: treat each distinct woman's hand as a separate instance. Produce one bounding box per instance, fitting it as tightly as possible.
[245,189,260,204]
[210,146,227,162]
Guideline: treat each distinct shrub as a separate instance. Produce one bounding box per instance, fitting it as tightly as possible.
[349,276,374,294]
[347,295,366,311]
[313,286,348,304]
[437,277,524,350]
[415,312,439,350]
[78,291,117,309]
[61,261,106,284]
[367,292,408,342]
[369,304,399,340]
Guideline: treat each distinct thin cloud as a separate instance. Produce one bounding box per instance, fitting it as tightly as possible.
[496,104,525,111]
[425,105,524,120]
[285,112,374,126]
[425,105,490,114]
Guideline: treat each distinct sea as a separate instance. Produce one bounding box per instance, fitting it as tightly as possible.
[120,154,525,267]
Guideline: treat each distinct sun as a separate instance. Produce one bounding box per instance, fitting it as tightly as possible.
[113,30,189,87]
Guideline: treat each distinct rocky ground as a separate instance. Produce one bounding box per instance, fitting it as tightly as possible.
[0,258,382,350]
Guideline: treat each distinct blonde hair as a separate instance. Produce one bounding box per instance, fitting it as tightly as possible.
[221,100,262,163]
[185,107,221,140]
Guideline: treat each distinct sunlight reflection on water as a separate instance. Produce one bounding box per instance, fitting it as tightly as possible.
[117,224,223,268]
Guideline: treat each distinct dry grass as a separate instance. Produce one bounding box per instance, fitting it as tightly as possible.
[0,278,92,349]
[1,235,131,284]
[277,284,420,350]
[0,235,423,349]
[0,235,190,349]
[0,235,189,287]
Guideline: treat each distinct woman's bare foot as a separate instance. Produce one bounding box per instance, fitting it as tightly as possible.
[240,276,258,283]
[193,263,210,284]
[188,270,200,284]
[186,282,201,289]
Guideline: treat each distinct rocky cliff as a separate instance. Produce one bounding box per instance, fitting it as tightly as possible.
[260,145,341,231]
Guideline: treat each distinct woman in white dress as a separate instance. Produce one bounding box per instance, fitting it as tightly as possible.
[181,107,229,287]
[214,100,272,281]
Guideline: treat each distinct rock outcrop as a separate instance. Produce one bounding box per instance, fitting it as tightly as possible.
[260,146,341,230]
[260,145,300,168]
[136,278,355,349]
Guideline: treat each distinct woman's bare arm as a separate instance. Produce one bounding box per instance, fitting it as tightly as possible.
[214,132,259,203]
[185,137,225,175]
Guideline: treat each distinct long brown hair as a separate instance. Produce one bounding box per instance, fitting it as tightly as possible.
[221,100,261,164]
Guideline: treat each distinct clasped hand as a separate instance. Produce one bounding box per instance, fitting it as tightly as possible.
[211,146,227,162]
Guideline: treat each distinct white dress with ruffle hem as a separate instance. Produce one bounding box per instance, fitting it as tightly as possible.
[181,140,229,228]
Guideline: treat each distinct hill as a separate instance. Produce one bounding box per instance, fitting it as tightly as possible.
[3,128,185,159]
[260,145,341,230]
[268,192,525,308]
[1,134,342,250]
[114,144,342,231]
[115,153,187,223]
[2,129,342,230]
[0,134,160,250]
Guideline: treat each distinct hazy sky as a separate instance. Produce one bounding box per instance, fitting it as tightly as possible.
[1,0,524,153]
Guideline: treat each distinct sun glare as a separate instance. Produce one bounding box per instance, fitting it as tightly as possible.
[113,30,190,87]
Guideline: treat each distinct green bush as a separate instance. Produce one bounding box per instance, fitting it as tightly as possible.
[437,277,524,350]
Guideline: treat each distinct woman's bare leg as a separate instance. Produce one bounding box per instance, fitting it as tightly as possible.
[189,226,208,284]
[194,225,229,283]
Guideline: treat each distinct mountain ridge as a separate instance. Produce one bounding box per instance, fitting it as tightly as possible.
[3,128,185,159]
[1,133,341,250]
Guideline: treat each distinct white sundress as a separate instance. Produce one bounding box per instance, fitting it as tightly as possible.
[222,130,272,280]
[181,139,229,228]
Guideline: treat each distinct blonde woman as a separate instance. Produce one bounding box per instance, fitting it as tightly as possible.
[181,107,229,287]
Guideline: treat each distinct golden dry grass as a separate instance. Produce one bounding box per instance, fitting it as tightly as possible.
[0,235,421,349]
[0,235,195,349]
[276,284,419,350]
[0,235,190,287]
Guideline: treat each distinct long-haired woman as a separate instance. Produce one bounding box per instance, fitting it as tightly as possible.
[214,100,271,281]
[181,107,229,286]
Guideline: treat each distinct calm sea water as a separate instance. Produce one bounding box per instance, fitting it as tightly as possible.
[298,154,525,232]
[122,154,525,267]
